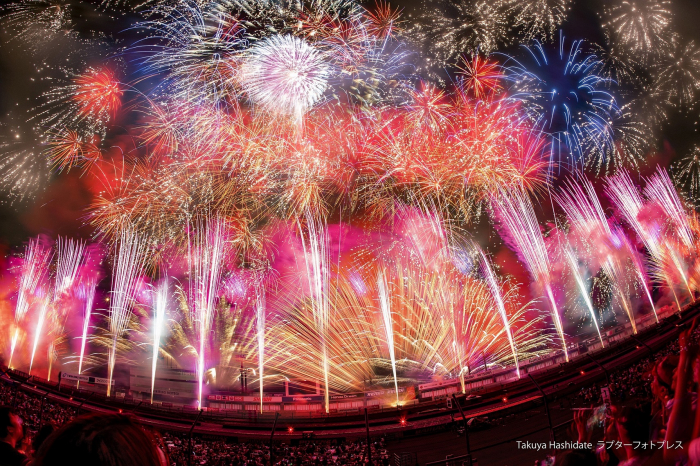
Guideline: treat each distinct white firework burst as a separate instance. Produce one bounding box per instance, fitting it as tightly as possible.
[673,145,700,204]
[507,0,572,41]
[603,0,673,60]
[240,35,329,121]
[655,36,700,108]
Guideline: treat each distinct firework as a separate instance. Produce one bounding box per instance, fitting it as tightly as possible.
[38,67,123,139]
[298,211,331,411]
[563,247,604,346]
[240,35,329,123]
[135,3,243,108]
[0,145,51,205]
[29,290,51,374]
[107,228,148,396]
[9,238,52,369]
[76,279,97,380]
[556,177,639,332]
[673,145,700,204]
[254,278,266,413]
[507,0,572,41]
[602,0,672,60]
[605,170,685,310]
[656,37,700,109]
[492,187,568,360]
[189,216,225,408]
[151,280,169,404]
[457,55,504,99]
[478,248,521,376]
[377,269,399,405]
[412,0,508,68]
[503,35,619,167]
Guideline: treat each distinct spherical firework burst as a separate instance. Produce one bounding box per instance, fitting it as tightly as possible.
[240,35,329,121]
[655,37,700,109]
[673,145,700,204]
[602,0,673,60]
[412,0,508,68]
[507,0,572,41]
[503,36,619,166]
[135,3,244,108]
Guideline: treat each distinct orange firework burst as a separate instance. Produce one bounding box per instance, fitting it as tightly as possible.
[46,130,101,172]
[73,67,123,123]
[364,1,404,39]
[457,55,504,99]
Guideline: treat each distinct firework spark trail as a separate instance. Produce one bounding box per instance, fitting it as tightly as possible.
[645,168,695,249]
[76,279,97,380]
[492,187,568,361]
[564,247,604,346]
[623,234,658,322]
[254,278,266,413]
[556,178,637,332]
[107,228,147,397]
[9,238,52,369]
[151,280,168,404]
[189,216,224,409]
[478,248,521,377]
[54,237,86,299]
[645,168,695,300]
[298,210,331,412]
[29,290,51,374]
[377,269,399,405]
[41,237,87,375]
[606,171,684,310]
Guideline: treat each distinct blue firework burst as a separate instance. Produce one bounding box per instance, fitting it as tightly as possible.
[501,34,620,171]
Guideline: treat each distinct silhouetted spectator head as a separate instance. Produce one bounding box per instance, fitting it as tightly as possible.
[554,448,598,466]
[33,413,165,466]
[0,406,24,448]
[652,355,679,398]
[32,424,55,453]
[615,407,652,446]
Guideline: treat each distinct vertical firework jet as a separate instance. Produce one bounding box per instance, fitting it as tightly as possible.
[189,217,224,408]
[254,278,266,413]
[107,229,147,397]
[644,168,695,300]
[564,247,604,346]
[377,269,399,405]
[76,279,97,381]
[10,238,52,369]
[492,187,568,361]
[298,210,331,412]
[46,237,85,379]
[606,170,686,310]
[151,280,168,404]
[556,178,637,333]
[29,289,50,374]
[478,248,521,377]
